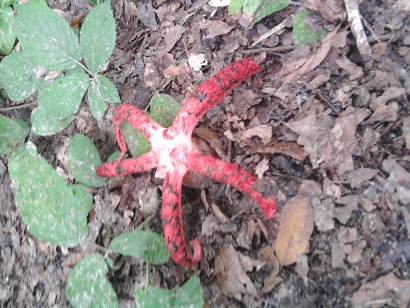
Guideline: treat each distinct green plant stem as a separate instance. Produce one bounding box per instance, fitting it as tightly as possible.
[74,60,97,79]
[0,102,37,112]
[145,262,150,293]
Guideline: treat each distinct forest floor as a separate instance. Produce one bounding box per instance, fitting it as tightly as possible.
[1,0,409,307]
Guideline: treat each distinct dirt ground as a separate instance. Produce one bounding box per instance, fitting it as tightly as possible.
[1,0,410,307]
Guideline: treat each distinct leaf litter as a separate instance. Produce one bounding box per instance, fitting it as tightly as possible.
[1,0,409,307]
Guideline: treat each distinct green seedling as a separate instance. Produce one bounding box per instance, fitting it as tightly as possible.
[228,0,289,24]
[0,0,120,135]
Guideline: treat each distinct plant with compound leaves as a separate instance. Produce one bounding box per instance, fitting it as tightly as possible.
[0,1,120,135]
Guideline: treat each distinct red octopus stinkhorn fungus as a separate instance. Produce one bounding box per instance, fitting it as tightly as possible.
[96,58,277,266]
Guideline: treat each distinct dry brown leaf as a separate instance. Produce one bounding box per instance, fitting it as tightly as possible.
[336,56,363,80]
[350,273,410,308]
[382,159,410,205]
[215,245,258,300]
[302,0,346,22]
[402,117,410,150]
[240,125,272,141]
[335,195,359,223]
[275,196,314,266]
[343,168,379,188]
[252,140,307,161]
[285,28,348,82]
[255,158,269,179]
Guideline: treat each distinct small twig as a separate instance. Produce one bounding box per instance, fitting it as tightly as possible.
[315,90,340,115]
[0,102,37,112]
[251,16,292,47]
[344,0,372,61]
[360,13,382,44]
[243,45,296,55]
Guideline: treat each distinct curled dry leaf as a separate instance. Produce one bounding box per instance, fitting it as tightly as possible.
[215,244,257,301]
[275,196,314,266]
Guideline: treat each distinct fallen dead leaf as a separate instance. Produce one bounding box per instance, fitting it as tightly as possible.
[215,245,258,300]
[350,273,410,308]
[252,140,307,161]
[336,56,363,80]
[402,117,410,150]
[275,196,314,266]
[255,158,269,179]
[343,168,379,189]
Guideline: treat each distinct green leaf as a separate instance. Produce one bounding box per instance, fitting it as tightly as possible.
[37,69,89,120]
[0,117,29,155]
[31,107,74,136]
[68,134,105,187]
[135,276,204,308]
[109,230,169,265]
[292,10,327,47]
[80,0,116,73]
[72,184,93,214]
[119,120,151,158]
[0,0,17,8]
[14,3,81,70]
[8,142,90,246]
[242,0,260,14]
[228,0,245,14]
[149,94,180,128]
[0,51,42,101]
[66,253,118,308]
[253,0,289,24]
[0,7,16,55]
[88,74,120,120]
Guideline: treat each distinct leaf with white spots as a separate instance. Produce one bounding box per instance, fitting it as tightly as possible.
[0,51,42,101]
[0,7,16,55]
[68,134,105,187]
[14,3,81,70]
[8,142,90,247]
[109,230,169,265]
[0,117,29,155]
[88,74,120,120]
[37,68,89,121]
[31,107,74,136]
[149,94,180,128]
[135,275,204,308]
[80,0,116,73]
[66,253,118,308]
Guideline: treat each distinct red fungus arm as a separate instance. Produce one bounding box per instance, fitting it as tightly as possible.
[186,154,277,219]
[162,168,202,266]
[170,58,261,136]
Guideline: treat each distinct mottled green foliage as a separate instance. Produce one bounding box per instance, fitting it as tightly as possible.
[0,117,29,155]
[134,276,204,308]
[293,10,327,47]
[229,0,289,24]
[66,253,118,308]
[68,134,105,187]
[0,7,16,55]
[0,1,119,136]
[109,230,170,265]
[14,3,81,70]
[149,94,180,128]
[80,0,116,74]
[8,142,91,247]
[0,51,42,101]
[88,74,121,120]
